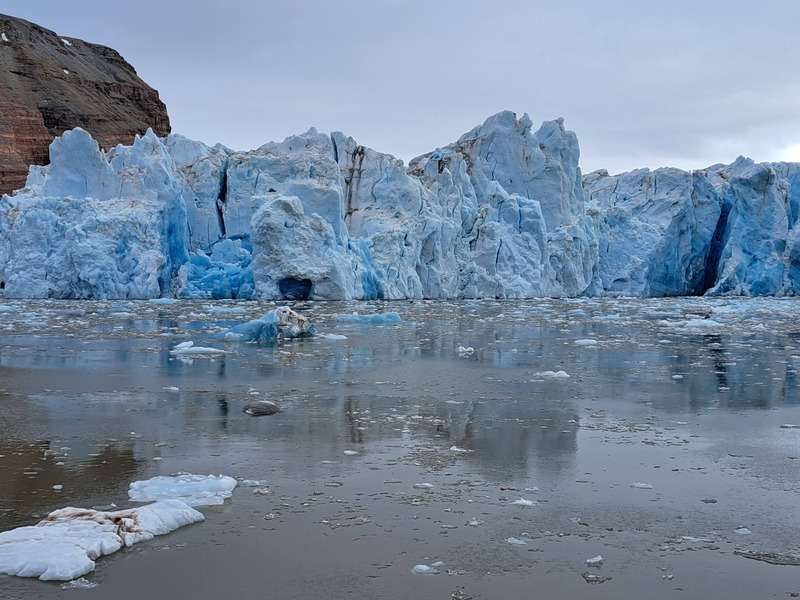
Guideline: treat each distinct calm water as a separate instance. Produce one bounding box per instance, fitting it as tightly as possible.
[1,298,799,599]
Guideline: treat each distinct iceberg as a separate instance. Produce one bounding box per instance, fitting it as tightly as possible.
[0,499,204,581]
[1,113,799,300]
[215,306,316,342]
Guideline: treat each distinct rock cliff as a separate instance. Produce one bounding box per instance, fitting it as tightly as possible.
[0,13,170,195]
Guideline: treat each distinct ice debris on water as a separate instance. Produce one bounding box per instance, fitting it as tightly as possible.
[412,483,434,490]
[449,446,473,453]
[335,312,403,325]
[511,498,536,506]
[630,482,653,489]
[534,370,570,379]
[585,555,604,566]
[343,450,359,456]
[61,577,98,589]
[0,499,203,581]
[412,561,444,574]
[574,339,598,346]
[582,572,612,584]
[128,474,237,507]
[169,341,229,356]
[735,527,752,535]
[506,537,528,545]
[457,345,475,356]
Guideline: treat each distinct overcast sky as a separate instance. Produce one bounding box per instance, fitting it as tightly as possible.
[4,1,800,174]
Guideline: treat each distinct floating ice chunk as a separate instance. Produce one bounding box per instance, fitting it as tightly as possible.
[128,474,237,507]
[343,450,359,456]
[169,341,229,356]
[511,498,536,506]
[335,312,403,325]
[457,345,475,356]
[411,561,443,574]
[163,386,180,392]
[585,555,603,566]
[535,370,570,379]
[671,374,684,380]
[506,537,528,545]
[780,424,800,429]
[575,339,598,346]
[412,483,434,490]
[0,499,203,581]
[0,305,18,312]
[318,333,348,340]
[61,577,97,589]
[216,306,316,342]
[630,482,653,489]
[449,446,473,453]
[735,527,752,535]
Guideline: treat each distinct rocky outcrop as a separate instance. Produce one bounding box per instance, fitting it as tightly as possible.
[0,13,170,195]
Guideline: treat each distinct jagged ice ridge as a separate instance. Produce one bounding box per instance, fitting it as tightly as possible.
[1,110,799,300]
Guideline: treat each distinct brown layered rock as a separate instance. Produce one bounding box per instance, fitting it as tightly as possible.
[0,13,170,195]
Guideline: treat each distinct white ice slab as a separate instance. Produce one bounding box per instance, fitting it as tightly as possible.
[128,474,237,506]
[0,499,203,581]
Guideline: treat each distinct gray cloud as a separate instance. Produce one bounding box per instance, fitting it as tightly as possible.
[3,0,800,174]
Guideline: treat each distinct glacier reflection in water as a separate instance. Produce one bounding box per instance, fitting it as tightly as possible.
[1,298,799,598]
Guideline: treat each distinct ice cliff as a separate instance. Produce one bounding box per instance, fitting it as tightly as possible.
[0,111,798,299]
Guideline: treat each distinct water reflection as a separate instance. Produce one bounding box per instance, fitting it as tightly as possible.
[1,297,800,530]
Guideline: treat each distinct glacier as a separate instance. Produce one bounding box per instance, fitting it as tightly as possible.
[1,111,798,300]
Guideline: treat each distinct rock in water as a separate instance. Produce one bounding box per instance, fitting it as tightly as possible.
[243,400,281,416]
[0,13,170,195]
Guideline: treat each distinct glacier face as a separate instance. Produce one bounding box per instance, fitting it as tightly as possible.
[0,112,798,300]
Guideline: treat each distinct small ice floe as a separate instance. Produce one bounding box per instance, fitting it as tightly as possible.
[169,341,229,356]
[411,561,444,574]
[780,423,800,429]
[506,537,528,545]
[585,555,604,566]
[535,370,570,379]
[52,485,63,491]
[735,527,752,535]
[128,474,237,507]
[0,305,18,312]
[574,339,598,346]
[343,450,359,456]
[630,482,653,489]
[163,386,180,392]
[582,572,612,584]
[412,483,434,490]
[0,499,203,581]
[61,577,96,589]
[335,312,403,325]
[457,345,475,356]
[671,374,684,380]
[318,333,348,340]
[242,400,280,416]
[511,498,536,507]
[449,446,473,453]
